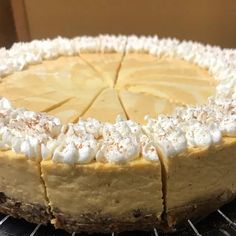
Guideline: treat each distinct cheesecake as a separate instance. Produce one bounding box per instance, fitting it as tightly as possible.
[0,100,61,224]
[0,35,235,233]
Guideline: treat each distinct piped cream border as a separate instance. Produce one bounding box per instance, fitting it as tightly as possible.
[0,35,235,164]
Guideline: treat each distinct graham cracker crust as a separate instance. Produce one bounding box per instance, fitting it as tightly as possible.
[1,190,236,233]
[0,192,51,224]
[53,208,162,233]
[165,191,236,232]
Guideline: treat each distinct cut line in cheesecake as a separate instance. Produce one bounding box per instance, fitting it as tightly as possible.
[79,52,126,88]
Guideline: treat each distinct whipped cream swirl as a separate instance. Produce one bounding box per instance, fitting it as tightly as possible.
[96,118,159,163]
[143,116,187,157]
[51,120,101,164]
[0,100,62,159]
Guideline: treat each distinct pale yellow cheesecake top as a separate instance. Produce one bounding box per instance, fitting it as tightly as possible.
[1,53,217,124]
[0,35,235,164]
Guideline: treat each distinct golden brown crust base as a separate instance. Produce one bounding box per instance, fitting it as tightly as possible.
[53,208,162,233]
[165,191,236,232]
[1,192,236,233]
[0,192,51,224]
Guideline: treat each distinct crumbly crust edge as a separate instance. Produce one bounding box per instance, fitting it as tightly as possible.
[51,207,162,233]
[0,192,51,224]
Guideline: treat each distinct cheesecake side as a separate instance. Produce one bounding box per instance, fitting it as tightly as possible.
[41,159,163,233]
[0,150,50,224]
[160,137,236,229]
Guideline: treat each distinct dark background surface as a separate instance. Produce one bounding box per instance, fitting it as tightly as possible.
[0,0,16,48]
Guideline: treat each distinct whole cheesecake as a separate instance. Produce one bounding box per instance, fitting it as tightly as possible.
[0,35,235,233]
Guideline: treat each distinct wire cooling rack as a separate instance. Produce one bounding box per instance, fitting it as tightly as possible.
[0,199,236,236]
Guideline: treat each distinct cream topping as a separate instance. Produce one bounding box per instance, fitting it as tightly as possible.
[52,122,100,164]
[143,115,187,157]
[96,118,159,163]
[0,36,236,163]
[48,116,160,164]
[0,35,127,77]
[96,119,140,163]
[0,95,235,162]
[0,101,62,159]
[0,97,12,110]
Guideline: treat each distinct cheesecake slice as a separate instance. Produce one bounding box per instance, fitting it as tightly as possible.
[41,118,163,233]
[0,151,49,224]
[163,137,236,227]
[82,88,127,122]
[143,97,236,230]
[42,159,162,233]
[0,99,62,224]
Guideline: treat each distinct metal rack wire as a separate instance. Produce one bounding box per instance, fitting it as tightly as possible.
[1,199,236,236]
